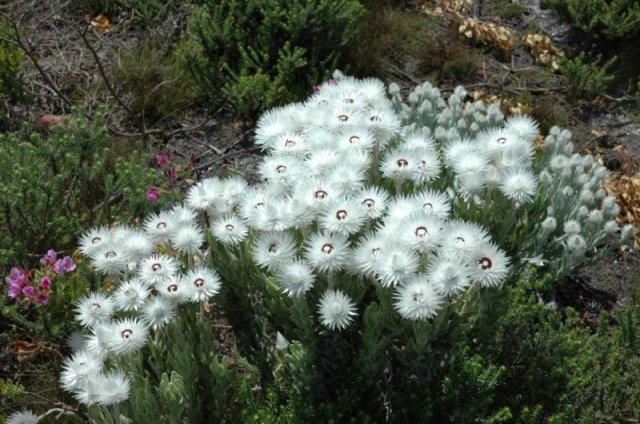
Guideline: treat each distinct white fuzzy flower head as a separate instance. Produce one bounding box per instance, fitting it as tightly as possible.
[210,215,249,246]
[563,219,581,235]
[60,350,104,393]
[393,276,444,320]
[107,318,149,355]
[409,148,441,184]
[184,267,222,302]
[275,259,316,297]
[320,198,367,236]
[621,224,636,241]
[304,232,351,272]
[381,149,414,183]
[414,189,452,220]
[185,177,221,211]
[84,325,112,357]
[351,233,388,277]
[541,216,557,232]
[143,210,176,243]
[142,296,175,331]
[471,243,510,288]
[441,220,491,262]
[505,114,539,142]
[113,278,150,312]
[95,370,130,406]
[170,223,205,254]
[427,256,471,296]
[156,278,193,304]
[92,243,128,276]
[170,204,198,226]
[358,186,389,220]
[318,289,357,331]
[566,234,587,256]
[78,226,111,258]
[374,247,421,287]
[499,168,538,205]
[253,231,298,269]
[138,254,180,285]
[75,292,114,328]
[399,212,444,254]
[7,409,39,424]
[121,229,153,261]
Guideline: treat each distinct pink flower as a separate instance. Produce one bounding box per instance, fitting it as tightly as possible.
[155,154,169,167]
[22,286,36,298]
[147,187,161,203]
[53,256,76,274]
[35,295,48,304]
[40,249,57,266]
[39,276,52,290]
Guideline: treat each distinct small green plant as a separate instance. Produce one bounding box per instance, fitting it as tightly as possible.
[0,18,28,104]
[178,0,364,118]
[559,52,617,98]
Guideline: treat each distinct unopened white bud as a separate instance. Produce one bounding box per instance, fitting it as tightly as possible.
[542,216,557,232]
[563,219,581,234]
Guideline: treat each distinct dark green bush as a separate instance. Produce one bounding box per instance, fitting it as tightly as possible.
[0,109,178,270]
[559,52,617,98]
[178,0,364,118]
[0,18,28,105]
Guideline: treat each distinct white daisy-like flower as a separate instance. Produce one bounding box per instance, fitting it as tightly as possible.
[440,220,491,262]
[156,278,192,304]
[75,292,114,328]
[275,259,316,297]
[374,247,421,287]
[328,163,368,195]
[143,210,176,243]
[335,127,375,151]
[566,233,587,256]
[399,212,444,254]
[471,243,510,288]
[84,324,112,357]
[393,276,444,320]
[95,370,130,406]
[413,189,452,220]
[170,204,198,226]
[219,175,250,209]
[443,138,475,168]
[304,232,351,272]
[210,215,249,246]
[142,296,175,331]
[91,243,128,276]
[365,108,401,146]
[385,195,419,223]
[259,154,304,188]
[120,228,153,261]
[252,231,298,269]
[351,233,388,277]
[306,148,340,177]
[107,318,149,355]
[504,114,540,143]
[318,289,358,331]
[67,331,90,352]
[170,223,205,254]
[403,130,436,151]
[563,219,581,235]
[138,254,179,285]
[251,197,295,232]
[357,77,387,104]
[319,198,367,236]
[60,349,104,393]
[6,409,39,424]
[358,186,390,220]
[255,106,292,149]
[479,127,530,161]
[184,266,222,302]
[271,132,308,156]
[498,168,538,205]
[185,178,222,212]
[409,148,441,185]
[428,256,472,296]
[113,278,150,312]
[78,226,111,258]
[452,150,489,177]
[380,149,414,183]
[328,105,361,131]
[294,178,341,211]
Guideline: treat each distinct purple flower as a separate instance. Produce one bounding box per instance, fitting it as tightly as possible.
[53,256,76,274]
[35,295,48,304]
[39,276,53,290]
[40,249,58,266]
[155,154,169,167]
[22,286,36,298]
[147,187,161,203]
[7,283,22,298]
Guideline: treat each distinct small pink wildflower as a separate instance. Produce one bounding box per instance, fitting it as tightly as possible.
[147,187,161,203]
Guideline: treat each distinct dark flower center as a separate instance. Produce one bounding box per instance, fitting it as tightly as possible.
[362,198,375,208]
[396,158,408,167]
[225,224,234,231]
[415,226,428,237]
[121,329,133,339]
[496,137,507,145]
[284,138,296,147]
[151,263,162,272]
[106,251,117,258]
[349,135,360,144]
[423,202,433,210]
[167,284,178,293]
[479,257,493,270]
[314,190,328,199]
[276,165,286,173]
[336,209,348,220]
[194,278,205,287]
[370,115,382,122]
[268,243,278,253]
[321,243,334,254]
[255,202,264,208]
[338,114,349,122]
[344,98,354,104]
[91,236,102,244]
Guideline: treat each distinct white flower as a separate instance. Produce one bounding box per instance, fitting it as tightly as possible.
[427,256,471,296]
[398,212,444,254]
[385,195,419,223]
[142,296,175,330]
[255,106,292,149]
[566,234,587,256]
[251,197,295,232]
[304,232,351,272]
[271,132,308,156]
[143,210,176,243]
[365,108,401,146]
[471,243,510,288]
[156,278,193,304]
[91,243,128,276]
[563,219,581,235]
[498,168,538,204]
[275,259,316,297]
[413,189,452,220]
[319,198,367,236]
[380,149,414,183]
[393,276,444,320]
[351,233,388,277]
[113,278,150,312]
[185,178,222,211]
[170,223,205,254]
[7,409,39,424]
[621,224,636,241]
[306,148,340,177]
[318,290,357,331]
[95,370,130,406]
[357,186,390,220]
[84,325,112,357]
[253,231,298,269]
[184,267,222,302]
[120,229,153,261]
[259,154,304,189]
[210,215,249,246]
[335,127,375,151]
[170,204,198,226]
[504,114,539,142]
[139,254,180,285]
[328,163,368,195]
[441,220,491,262]
[107,318,148,355]
[219,176,250,209]
[60,350,104,393]
[75,292,114,328]
[374,247,421,287]
[78,226,111,257]
[409,148,441,185]
[294,178,342,211]
[541,216,557,232]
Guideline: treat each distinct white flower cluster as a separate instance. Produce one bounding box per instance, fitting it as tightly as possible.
[62,210,222,405]
[181,71,510,328]
[391,80,634,279]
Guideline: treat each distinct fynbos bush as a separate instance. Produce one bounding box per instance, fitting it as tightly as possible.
[31,74,632,422]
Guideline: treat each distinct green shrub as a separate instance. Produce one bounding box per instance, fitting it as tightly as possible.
[559,52,617,98]
[542,0,640,41]
[0,18,28,104]
[178,0,364,118]
[0,109,178,270]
